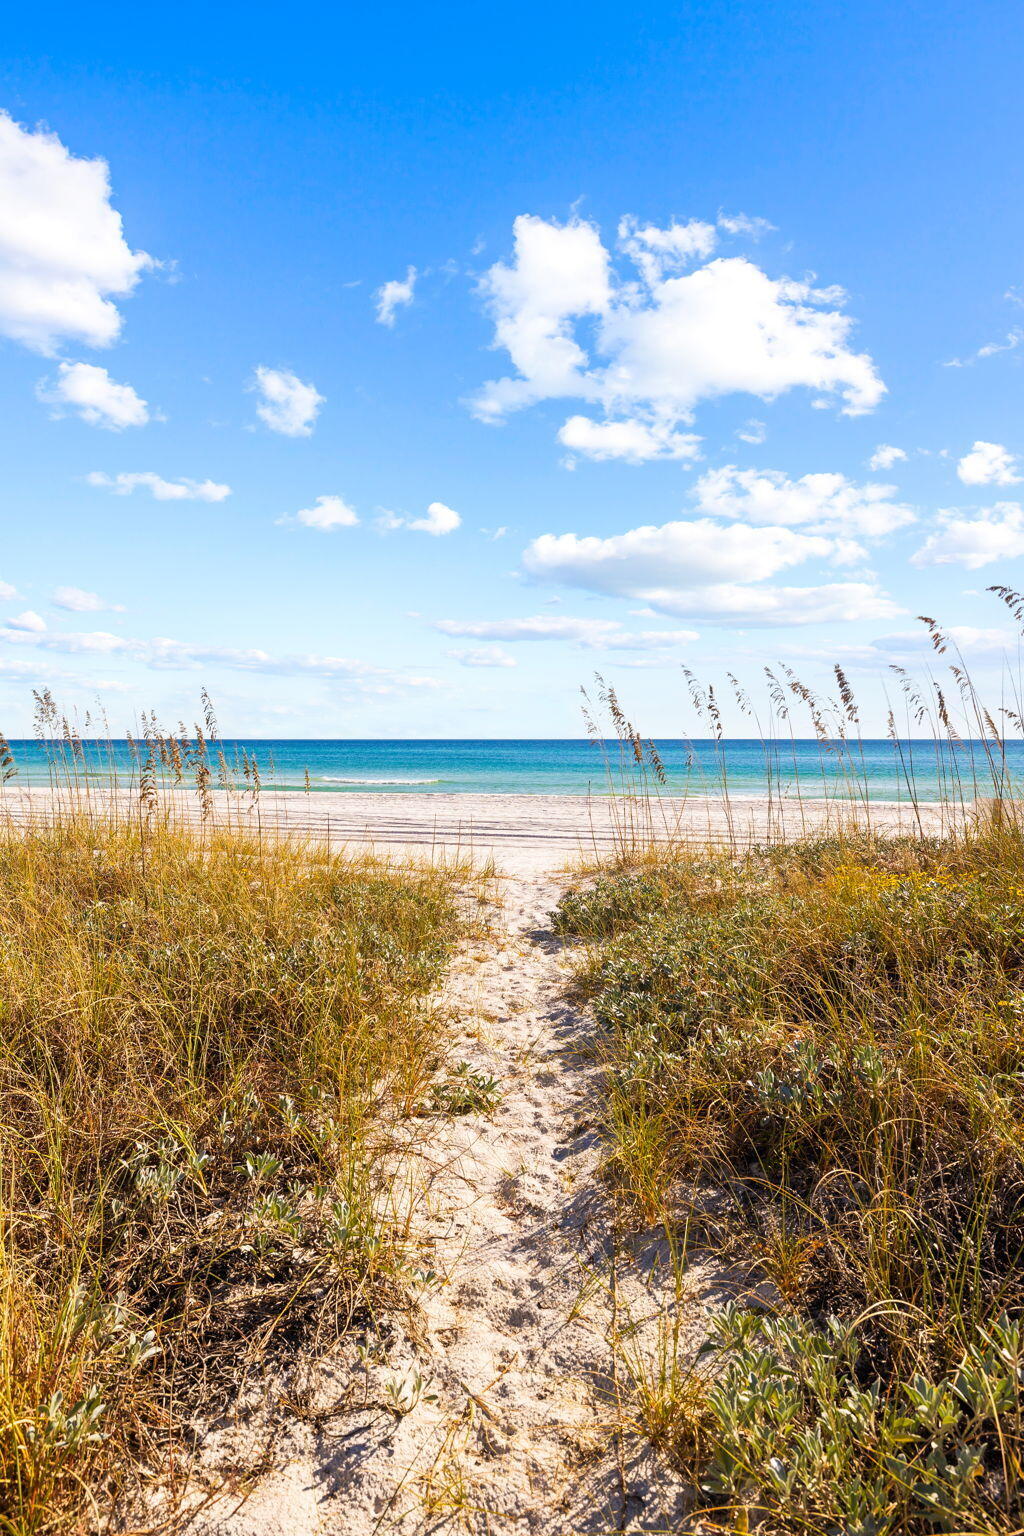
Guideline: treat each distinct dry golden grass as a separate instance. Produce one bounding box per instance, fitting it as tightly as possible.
[0,804,468,1533]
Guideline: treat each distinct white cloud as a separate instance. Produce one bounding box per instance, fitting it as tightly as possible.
[617,215,718,282]
[524,519,837,593]
[87,470,231,501]
[0,626,126,653]
[0,624,438,694]
[7,610,46,632]
[0,580,17,601]
[52,585,123,613]
[376,503,461,536]
[520,515,899,625]
[648,582,899,624]
[143,641,436,689]
[447,646,517,668]
[956,440,1021,487]
[408,501,461,536]
[515,456,911,628]
[0,111,152,355]
[737,418,766,444]
[476,216,611,422]
[436,616,623,644]
[375,266,417,326]
[251,366,323,437]
[39,361,149,429]
[869,443,907,471]
[472,214,884,453]
[911,503,1024,569]
[433,615,699,649]
[558,414,701,463]
[693,464,914,537]
[945,329,1024,368]
[294,494,359,531]
[603,628,700,650]
[870,625,1016,661]
[717,211,776,240]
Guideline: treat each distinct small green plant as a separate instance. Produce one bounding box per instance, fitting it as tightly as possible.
[425,1061,501,1116]
[383,1366,438,1417]
[690,1305,1022,1531]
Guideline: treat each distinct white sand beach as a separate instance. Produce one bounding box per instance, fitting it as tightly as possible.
[1,786,966,876]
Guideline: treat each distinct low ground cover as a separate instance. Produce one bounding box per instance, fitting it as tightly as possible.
[557,821,1024,1533]
[0,810,466,1533]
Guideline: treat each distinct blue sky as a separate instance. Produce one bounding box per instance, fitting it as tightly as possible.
[1,0,1023,737]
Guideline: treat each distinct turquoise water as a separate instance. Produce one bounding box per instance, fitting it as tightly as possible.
[5,737,1021,801]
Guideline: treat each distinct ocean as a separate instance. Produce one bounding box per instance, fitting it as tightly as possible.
[5,737,1021,801]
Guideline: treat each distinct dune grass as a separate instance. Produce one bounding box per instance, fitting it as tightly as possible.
[557,819,1024,1532]
[559,607,1024,1533]
[0,806,467,1533]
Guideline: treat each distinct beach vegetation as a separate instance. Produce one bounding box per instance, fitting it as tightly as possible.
[560,609,1024,1533]
[0,706,470,1533]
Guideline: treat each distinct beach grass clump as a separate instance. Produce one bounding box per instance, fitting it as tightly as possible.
[557,819,1024,1532]
[0,811,465,1532]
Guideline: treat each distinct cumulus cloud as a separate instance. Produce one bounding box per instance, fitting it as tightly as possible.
[692,464,914,538]
[737,419,766,444]
[251,366,323,437]
[869,444,907,471]
[525,520,836,592]
[956,440,1021,487]
[519,515,899,625]
[39,361,149,429]
[292,494,359,531]
[471,214,884,455]
[375,266,417,326]
[87,470,231,501]
[514,453,913,627]
[912,503,1024,569]
[558,414,701,463]
[0,580,17,601]
[617,215,718,282]
[52,585,123,613]
[446,646,517,668]
[433,616,699,649]
[377,503,461,536]
[0,111,152,355]
[409,502,461,536]
[7,610,46,632]
[652,582,899,624]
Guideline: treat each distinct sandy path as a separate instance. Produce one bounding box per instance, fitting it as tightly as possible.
[174,865,693,1535]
